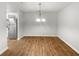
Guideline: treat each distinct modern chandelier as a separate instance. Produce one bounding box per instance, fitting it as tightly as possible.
[36,3,46,22]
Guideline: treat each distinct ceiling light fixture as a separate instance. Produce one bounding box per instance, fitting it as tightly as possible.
[42,18,46,22]
[36,18,41,22]
[36,3,46,22]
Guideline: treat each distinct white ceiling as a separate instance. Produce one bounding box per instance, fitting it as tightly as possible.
[20,2,72,12]
[7,2,72,12]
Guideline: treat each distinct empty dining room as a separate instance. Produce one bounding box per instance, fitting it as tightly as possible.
[0,2,79,56]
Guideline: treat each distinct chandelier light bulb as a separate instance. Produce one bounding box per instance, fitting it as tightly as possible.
[42,18,46,22]
[36,3,46,23]
[36,18,41,22]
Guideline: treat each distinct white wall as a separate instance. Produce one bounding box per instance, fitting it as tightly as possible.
[7,2,21,13]
[58,3,79,53]
[0,3,8,54]
[7,2,23,40]
[18,11,24,39]
[21,12,57,36]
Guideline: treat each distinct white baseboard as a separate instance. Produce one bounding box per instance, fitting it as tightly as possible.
[18,35,57,40]
[58,35,79,54]
[18,36,24,40]
[23,35,57,37]
[0,47,8,55]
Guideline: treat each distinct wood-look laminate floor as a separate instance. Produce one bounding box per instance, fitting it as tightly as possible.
[1,36,79,56]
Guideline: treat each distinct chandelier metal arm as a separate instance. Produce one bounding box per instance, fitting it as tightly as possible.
[39,3,42,18]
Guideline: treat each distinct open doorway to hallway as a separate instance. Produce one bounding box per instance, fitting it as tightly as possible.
[7,13,18,40]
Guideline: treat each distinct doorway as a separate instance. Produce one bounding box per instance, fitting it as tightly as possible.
[7,13,18,40]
